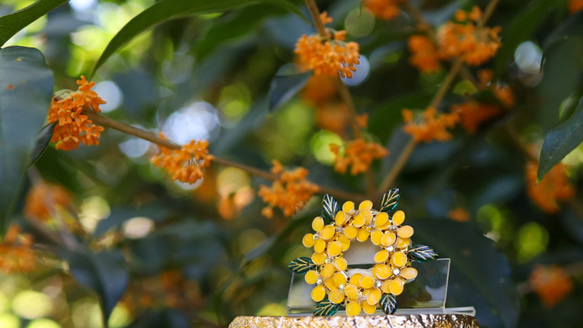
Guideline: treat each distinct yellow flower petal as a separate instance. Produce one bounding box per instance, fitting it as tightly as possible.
[342,201,355,213]
[391,251,408,267]
[392,210,405,226]
[319,225,336,240]
[327,241,343,257]
[371,230,383,245]
[334,257,348,271]
[344,226,358,239]
[338,235,351,251]
[396,237,410,248]
[312,216,325,231]
[346,302,361,316]
[400,267,418,280]
[352,214,365,227]
[362,210,373,224]
[321,263,336,279]
[397,225,414,239]
[356,228,370,242]
[359,275,374,289]
[305,270,319,284]
[345,284,360,300]
[325,277,336,290]
[375,212,389,227]
[302,233,315,247]
[350,273,363,287]
[314,239,327,253]
[311,285,326,302]
[312,252,326,265]
[374,250,389,263]
[381,280,391,294]
[373,264,391,280]
[389,278,404,295]
[367,288,382,306]
[362,301,377,314]
[329,289,345,304]
[335,211,347,226]
[381,232,396,247]
[333,272,347,287]
[359,200,373,211]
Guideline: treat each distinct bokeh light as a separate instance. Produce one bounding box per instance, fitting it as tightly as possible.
[12,290,52,319]
[94,81,123,113]
[162,101,220,144]
[345,8,375,37]
[341,55,370,86]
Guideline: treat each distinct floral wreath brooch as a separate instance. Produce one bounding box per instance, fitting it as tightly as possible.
[288,188,438,316]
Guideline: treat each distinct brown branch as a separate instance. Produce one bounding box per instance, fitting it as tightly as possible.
[480,0,501,28]
[335,79,362,138]
[304,0,328,38]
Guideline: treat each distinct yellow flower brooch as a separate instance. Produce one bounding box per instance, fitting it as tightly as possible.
[288,188,438,316]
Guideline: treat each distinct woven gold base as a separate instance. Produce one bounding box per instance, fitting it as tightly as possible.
[229,314,480,328]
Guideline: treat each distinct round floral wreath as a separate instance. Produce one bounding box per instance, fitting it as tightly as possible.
[288,188,438,316]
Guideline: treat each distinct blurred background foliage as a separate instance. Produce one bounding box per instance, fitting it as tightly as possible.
[0,0,582,327]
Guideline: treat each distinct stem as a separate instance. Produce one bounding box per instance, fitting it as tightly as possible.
[304,0,328,38]
[335,79,362,138]
[480,0,501,28]
[377,139,416,194]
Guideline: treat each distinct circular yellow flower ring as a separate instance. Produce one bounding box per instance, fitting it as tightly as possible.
[288,189,438,316]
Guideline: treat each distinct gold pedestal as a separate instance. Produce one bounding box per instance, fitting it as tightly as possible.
[229,314,480,328]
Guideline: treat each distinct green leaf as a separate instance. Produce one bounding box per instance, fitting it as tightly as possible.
[313,298,339,316]
[27,122,55,167]
[407,245,439,263]
[92,0,304,75]
[452,80,478,96]
[288,257,315,274]
[0,0,68,47]
[0,46,53,234]
[380,293,398,314]
[413,220,519,328]
[268,64,311,112]
[379,188,400,213]
[538,97,583,181]
[61,249,129,324]
[321,194,338,222]
[544,9,583,49]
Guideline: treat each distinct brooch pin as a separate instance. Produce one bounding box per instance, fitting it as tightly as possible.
[288,188,438,316]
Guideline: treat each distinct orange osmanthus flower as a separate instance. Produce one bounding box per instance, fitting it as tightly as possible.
[478,69,515,108]
[452,101,503,134]
[24,182,73,222]
[47,76,106,150]
[0,225,36,274]
[363,0,406,21]
[258,160,319,218]
[302,74,338,106]
[525,161,575,213]
[448,207,470,222]
[329,138,388,175]
[295,12,360,78]
[151,134,214,184]
[408,35,441,74]
[402,107,460,142]
[437,7,502,66]
[529,265,573,308]
[569,0,583,13]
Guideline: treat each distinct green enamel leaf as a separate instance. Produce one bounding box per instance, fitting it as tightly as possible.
[380,293,398,314]
[288,257,315,274]
[313,299,339,316]
[379,188,400,213]
[321,194,339,223]
[408,245,439,263]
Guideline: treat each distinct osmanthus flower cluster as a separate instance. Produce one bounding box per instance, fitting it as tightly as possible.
[408,35,441,74]
[47,76,106,150]
[295,12,360,78]
[529,265,574,308]
[150,134,214,184]
[329,138,388,175]
[402,107,460,142]
[288,189,438,316]
[569,0,583,13]
[258,160,320,218]
[525,161,575,214]
[363,0,406,21]
[0,225,36,274]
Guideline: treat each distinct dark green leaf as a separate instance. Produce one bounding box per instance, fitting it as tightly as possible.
[0,0,68,47]
[407,245,439,263]
[268,64,311,112]
[538,97,583,181]
[544,9,583,49]
[321,194,338,222]
[380,293,398,314]
[288,257,315,274]
[452,80,478,96]
[379,188,400,212]
[27,122,55,167]
[0,46,53,234]
[313,298,339,316]
[92,0,305,75]
[127,308,190,328]
[61,249,129,324]
[414,220,519,328]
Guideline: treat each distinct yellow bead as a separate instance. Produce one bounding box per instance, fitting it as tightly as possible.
[397,225,414,238]
[396,237,410,248]
[400,267,418,280]
[311,285,326,302]
[321,263,335,279]
[373,264,391,279]
[305,270,319,284]
[312,216,324,231]
[375,212,389,227]
[319,225,336,240]
[371,230,383,245]
[302,233,315,247]
[392,210,405,226]
[391,251,408,267]
[356,229,370,242]
[381,232,396,247]
[314,239,327,253]
[344,284,360,300]
[352,214,365,227]
[359,275,374,289]
[334,257,348,271]
[389,278,404,295]
[329,289,345,304]
[350,273,362,287]
[374,250,389,263]
[346,302,361,316]
[367,288,382,305]
[333,272,347,287]
[312,252,326,265]
[327,241,343,257]
[342,201,355,213]
[362,301,376,314]
[338,235,351,251]
[335,211,347,226]
[344,226,358,239]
